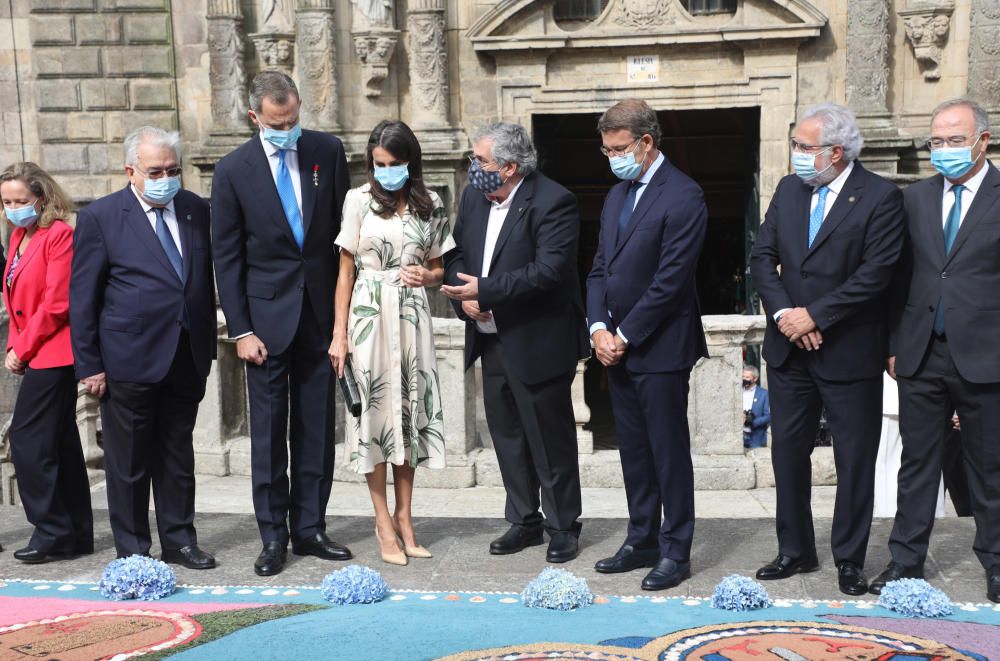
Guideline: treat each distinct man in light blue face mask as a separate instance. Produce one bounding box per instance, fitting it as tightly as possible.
[749,102,905,597]
[874,97,1000,604]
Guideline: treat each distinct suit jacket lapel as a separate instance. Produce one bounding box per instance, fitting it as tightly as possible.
[297,134,318,239]
[174,194,195,285]
[243,137,298,247]
[9,226,47,286]
[121,186,179,281]
[923,174,947,263]
[805,163,865,257]
[945,162,1000,266]
[609,161,670,264]
[486,174,535,272]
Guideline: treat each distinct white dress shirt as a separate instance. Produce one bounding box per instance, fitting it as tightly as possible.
[259,131,303,217]
[773,160,855,322]
[743,385,757,432]
[941,159,989,229]
[476,178,525,334]
[588,151,667,343]
[131,185,183,257]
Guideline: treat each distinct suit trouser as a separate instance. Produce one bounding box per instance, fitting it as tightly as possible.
[891,335,1000,570]
[607,364,695,562]
[102,332,205,556]
[480,334,582,534]
[9,365,93,553]
[768,354,881,567]
[245,291,335,546]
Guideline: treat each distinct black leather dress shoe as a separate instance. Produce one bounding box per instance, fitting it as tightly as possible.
[13,547,69,564]
[254,542,287,577]
[837,561,868,596]
[755,554,820,580]
[641,558,691,591]
[489,525,544,555]
[162,545,216,570]
[546,532,579,563]
[868,561,923,595]
[292,532,352,561]
[987,565,1000,603]
[594,544,660,574]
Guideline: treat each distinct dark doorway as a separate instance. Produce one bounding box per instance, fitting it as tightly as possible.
[533,107,760,448]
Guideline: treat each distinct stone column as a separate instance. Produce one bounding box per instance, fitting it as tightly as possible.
[968,0,1000,110]
[76,386,104,484]
[207,0,249,137]
[406,0,461,149]
[845,0,908,175]
[295,0,340,131]
[572,361,593,454]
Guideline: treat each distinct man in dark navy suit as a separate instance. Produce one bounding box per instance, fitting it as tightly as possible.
[211,71,351,576]
[442,122,589,563]
[750,103,904,596]
[71,127,216,568]
[587,99,708,591]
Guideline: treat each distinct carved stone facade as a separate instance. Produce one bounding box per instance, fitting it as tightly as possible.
[1,0,998,490]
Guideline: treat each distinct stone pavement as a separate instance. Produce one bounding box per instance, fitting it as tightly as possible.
[0,477,990,603]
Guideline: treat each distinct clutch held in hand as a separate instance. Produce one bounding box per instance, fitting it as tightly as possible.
[339,356,363,418]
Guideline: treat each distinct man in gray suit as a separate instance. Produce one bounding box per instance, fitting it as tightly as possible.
[874,98,1000,603]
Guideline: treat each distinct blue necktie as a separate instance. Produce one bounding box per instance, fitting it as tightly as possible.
[154,207,183,281]
[934,184,964,335]
[617,180,645,239]
[277,150,304,250]
[808,185,830,248]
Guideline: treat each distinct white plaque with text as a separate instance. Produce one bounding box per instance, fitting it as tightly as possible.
[627,55,659,83]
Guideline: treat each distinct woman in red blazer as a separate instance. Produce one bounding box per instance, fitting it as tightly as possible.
[1,162,92,563]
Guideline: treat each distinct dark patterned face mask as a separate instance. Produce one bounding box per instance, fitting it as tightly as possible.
[468,159,506,196]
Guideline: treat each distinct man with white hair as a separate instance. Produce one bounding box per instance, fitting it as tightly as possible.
[71,127,217,568]
[749,103,904,595]
[442,122,589,563]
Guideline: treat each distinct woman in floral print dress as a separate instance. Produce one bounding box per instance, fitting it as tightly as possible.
[330,120,453,565]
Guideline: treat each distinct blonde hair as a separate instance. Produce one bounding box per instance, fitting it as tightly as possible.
[0,162,75,229]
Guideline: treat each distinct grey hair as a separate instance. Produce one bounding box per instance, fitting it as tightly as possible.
[743,364,759,378]
[798,103,864,162]
[472,122,538,176]
[931,97,990,135]
[123,126,181,167]
[248,70,299,113]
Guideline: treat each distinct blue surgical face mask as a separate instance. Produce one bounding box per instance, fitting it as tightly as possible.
[143,176,181,205]
[4,202,39,228]
[931,139,982,179]
[608,141,646,181]
[262,123,302,151]
[791,148,834,183]
[468,159,505,196]
[373,163,410,192]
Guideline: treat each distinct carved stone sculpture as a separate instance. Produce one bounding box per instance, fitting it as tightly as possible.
[354,32,398,97]
[614,0,682,28]
[296,0,339,130]
[352,0,393,27]
[207,0,249,136]
[968,0,1000,108]
[901,1,954,81]
[250,31,296,75]
[261,0,294,32]
[407,0,449,127]
[846,0,891,115]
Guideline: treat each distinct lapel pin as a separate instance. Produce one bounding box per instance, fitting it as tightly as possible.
[848,196,856,203]
[313,164,319,187]
[186,214,191,220]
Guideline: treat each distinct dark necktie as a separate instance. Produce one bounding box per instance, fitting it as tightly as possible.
[933,184,964,336]
[154,207,183,281]
[617,180,645,239]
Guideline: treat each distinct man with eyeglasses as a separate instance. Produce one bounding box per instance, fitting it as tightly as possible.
[749,103,904,596]
[872,97,1000,603]
[442,122,589,563]
[71,126,217,568]
[587,99,708,591]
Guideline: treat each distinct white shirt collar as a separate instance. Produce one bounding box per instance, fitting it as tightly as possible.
[130,184,175,215]
[944,159,989,196]
[491,177,525,210]
[821,160,854,195]
[638,151,666,186]
[259,130,297,157]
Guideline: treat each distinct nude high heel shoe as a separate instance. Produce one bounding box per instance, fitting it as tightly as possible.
[392,517,432,559]
[375,526,407,566]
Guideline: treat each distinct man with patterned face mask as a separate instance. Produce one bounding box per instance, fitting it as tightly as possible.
[750,103,904,596]
[874,98,1000,603]
[443,122,589,564]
